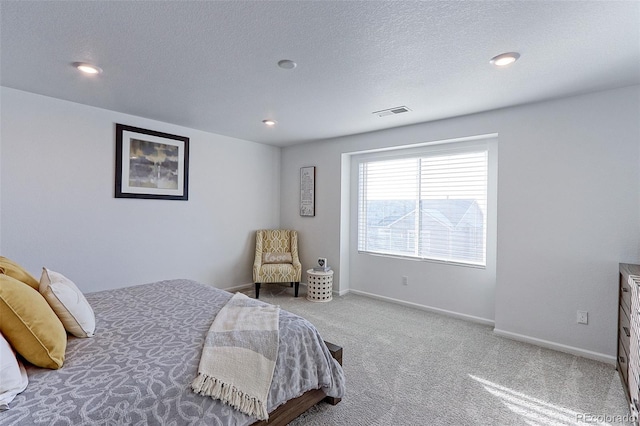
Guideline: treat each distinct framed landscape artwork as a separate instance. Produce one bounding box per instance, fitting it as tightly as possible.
[115,124,189,200]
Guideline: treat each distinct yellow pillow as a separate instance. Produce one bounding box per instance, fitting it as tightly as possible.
[0,274,67,369]
[0,257,39,290]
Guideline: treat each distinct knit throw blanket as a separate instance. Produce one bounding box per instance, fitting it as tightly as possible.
[191,292,280,420]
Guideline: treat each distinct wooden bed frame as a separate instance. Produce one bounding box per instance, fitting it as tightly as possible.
[252,341,343,426]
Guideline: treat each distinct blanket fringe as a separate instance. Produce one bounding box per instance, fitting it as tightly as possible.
[191,373,269,421]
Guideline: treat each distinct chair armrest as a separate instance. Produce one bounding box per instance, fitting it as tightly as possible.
[290,231,302,280]
[253,257,262,282]
[253,232,264,282]
[292,259,302,281]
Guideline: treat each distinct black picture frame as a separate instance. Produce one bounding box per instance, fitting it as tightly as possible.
[115,123,189,200]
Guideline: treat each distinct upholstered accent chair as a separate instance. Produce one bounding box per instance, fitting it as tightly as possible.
[253,229,302,299]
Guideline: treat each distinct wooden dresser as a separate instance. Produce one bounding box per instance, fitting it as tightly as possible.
[618,263,640,419]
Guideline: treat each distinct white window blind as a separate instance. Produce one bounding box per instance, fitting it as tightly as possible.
[357,147,488,266]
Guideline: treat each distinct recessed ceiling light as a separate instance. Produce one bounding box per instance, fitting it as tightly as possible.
[490,52,520,67]
[277,59,297,70]
[262,119,277,126]
[73,62,102,74]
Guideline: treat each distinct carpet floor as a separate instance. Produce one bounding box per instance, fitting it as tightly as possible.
[246,283,633,426]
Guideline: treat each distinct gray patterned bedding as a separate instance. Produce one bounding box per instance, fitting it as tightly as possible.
[0,279,345,425]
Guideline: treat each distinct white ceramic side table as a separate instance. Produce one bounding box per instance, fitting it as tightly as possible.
[306,269,334,302]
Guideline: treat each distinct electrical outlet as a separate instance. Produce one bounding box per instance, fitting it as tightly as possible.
[402,276,409,286]
[577,310,588,325]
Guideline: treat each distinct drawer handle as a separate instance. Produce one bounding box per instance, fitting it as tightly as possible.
[620,355,626,364]
[624,326,631,337]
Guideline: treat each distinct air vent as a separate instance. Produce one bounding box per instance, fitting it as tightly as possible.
[372,106,411,117]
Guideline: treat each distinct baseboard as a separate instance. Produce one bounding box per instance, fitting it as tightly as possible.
[220,282,254,292]
[348,289,495,326]
[225,281,352,297]
[493,328,616,365]
[222,282,310,293]
[335,287,349,296]
[224,284,614,365]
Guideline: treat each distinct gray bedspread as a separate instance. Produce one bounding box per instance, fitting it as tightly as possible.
[0,279,345,425]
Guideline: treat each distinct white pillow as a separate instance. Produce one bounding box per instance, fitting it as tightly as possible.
[0,333,28,411]
[39,268,95,338]
[263,252,293,264]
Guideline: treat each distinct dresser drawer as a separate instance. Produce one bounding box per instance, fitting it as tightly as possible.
[618,338,629,386]
[620,304,631,343]
[619,306,630,378]
[621,272,632,314]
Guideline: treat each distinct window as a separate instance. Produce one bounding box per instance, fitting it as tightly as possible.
[357,143,488,266]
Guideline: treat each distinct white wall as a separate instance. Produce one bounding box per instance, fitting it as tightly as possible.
[346,136,499,324]
[281,85,640,359]
[0,87,281,292]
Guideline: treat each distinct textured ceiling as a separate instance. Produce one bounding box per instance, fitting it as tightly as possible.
[1,1,639,147]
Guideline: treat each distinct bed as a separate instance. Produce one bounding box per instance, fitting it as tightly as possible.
[0,279,345,425]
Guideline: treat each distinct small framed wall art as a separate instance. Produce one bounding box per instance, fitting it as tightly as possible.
[300,166,315,216]
[115,123,189,200]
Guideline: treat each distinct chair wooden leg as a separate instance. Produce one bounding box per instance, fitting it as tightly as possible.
[290,282,294,287]
[255,283,261,299]
[294,282,299,297]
